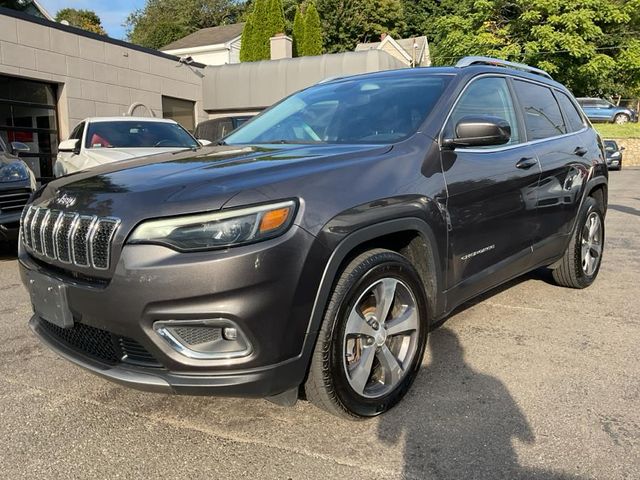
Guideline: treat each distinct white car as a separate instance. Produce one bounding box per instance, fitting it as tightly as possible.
[54,117,211,177]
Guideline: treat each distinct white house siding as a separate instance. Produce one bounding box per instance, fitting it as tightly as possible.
[0,12,207,140]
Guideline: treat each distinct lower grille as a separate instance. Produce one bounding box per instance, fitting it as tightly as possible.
[0,189,31,215]
[40,319,162,368]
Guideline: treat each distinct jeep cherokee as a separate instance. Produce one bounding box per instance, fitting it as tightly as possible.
[19,57,608,419]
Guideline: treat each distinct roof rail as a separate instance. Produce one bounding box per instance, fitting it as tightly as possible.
[455,56,553,80]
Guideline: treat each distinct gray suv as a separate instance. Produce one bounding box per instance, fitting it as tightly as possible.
[20,57,608,418]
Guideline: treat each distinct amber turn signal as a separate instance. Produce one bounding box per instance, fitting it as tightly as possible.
[259,207,291,233]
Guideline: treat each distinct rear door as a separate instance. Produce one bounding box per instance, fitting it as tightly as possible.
[512,80,592,264]
[441,76,540,303]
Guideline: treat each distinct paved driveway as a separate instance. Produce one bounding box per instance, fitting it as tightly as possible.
[1,170,638,479]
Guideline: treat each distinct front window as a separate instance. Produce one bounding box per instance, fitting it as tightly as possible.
[225,74,451,145]
[84,121,199,149]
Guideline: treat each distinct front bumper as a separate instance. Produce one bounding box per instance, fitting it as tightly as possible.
[20,225,330,397]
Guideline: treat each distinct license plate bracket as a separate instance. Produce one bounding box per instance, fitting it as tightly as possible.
[28,272,73,329]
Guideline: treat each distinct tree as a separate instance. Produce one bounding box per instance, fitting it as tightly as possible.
[126,0,245,50]
[55,8,107,35]
[292,5,305,56]
[425,0,640,97]
[316,0,405,53]
[268,0,286,35]
[239,0,288,61]
[239,11,257,61]
[302,2,323,55]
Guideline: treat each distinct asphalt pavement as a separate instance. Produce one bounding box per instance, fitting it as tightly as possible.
[0,169,638,479]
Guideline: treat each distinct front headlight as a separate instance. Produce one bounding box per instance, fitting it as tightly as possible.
[610,151,621,159]
[128,200,296,251]
[0,162,29,182]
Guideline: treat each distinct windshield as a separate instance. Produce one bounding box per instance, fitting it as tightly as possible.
[85,121,199,149]
[604,141,617,151]
[225,74,450,145]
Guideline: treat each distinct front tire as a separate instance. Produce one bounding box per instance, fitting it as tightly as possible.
[614,113,630,124]
[552,196,605,288]
[305,249,428,419]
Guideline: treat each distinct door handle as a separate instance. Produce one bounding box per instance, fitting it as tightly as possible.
[516,157,538,169]
[574,146,588,157]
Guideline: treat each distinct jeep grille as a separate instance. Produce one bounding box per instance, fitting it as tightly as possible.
[21,206,120,270]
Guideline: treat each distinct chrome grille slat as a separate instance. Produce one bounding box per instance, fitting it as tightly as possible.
[31,208,46,254]
[71,216,98,267]
[21,206,120,271]
[21,206,34,247]
[90,218,120,270]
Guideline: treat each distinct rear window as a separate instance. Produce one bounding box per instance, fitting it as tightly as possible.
[85,121,199,149]
[555,92,585,133]
[513,80,566,140]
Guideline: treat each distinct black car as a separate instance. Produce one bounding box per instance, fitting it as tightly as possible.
[19,57,608,418]
[0,137,34,244]
[195,115,254,143]
[603,140,624,170]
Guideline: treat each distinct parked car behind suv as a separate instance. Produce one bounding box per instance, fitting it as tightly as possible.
[577,97,638,124]
[0,137,34,244]
[20,57,608,418]
[54,117,209,177]
[603,140,624,170]
[195,115,254,143]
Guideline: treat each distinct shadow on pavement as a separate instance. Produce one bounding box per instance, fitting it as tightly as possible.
[377,328,586,480]
[608,203,640,218]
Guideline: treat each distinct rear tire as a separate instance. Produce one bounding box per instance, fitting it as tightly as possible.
[305,249,428,419]
[552,196,604,288]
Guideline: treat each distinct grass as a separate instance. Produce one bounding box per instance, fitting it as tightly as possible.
[593,123,640,139]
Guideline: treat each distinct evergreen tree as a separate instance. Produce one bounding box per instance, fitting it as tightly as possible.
[302,2,323,56]
[268,0,286,36]
[292,5,305,57]
[239,11,256,61]
[252,0,271,60]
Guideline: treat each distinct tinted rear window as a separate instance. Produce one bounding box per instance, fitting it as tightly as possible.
[513,80,566,140]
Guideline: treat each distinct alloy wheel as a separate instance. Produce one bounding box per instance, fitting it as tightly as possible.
[342,278,420,399]
[581,211,602,276]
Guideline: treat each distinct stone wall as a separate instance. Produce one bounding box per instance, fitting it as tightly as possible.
[610,138,640,166]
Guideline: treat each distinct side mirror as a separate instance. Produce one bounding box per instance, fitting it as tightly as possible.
[443,115,511,149]
[198,139,213,147]
[59,139,80,154]
[619,146,626,151]
[10,142,30,155]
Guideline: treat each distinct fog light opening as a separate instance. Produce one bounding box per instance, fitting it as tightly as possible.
[153,319,252,360]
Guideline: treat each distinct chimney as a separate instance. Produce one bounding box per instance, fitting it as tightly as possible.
[381,33,387,41]
[270,33,293,60]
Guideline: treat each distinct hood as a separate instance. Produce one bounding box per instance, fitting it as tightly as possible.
[35,143,392,221]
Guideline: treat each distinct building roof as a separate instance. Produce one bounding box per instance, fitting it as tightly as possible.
[162,23,245,51]
[356,36,430,66]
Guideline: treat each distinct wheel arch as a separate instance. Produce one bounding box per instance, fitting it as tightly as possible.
[304,218,446,349]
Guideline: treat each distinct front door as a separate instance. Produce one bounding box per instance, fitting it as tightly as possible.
[441,76,540,304]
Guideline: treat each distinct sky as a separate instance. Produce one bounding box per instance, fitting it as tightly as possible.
[39,0,146,39]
